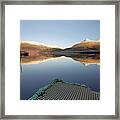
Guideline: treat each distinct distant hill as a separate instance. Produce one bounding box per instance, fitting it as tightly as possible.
[20,41,62,56]
[20,40,100,56]
[21,42,51,51]
[64,40,100,53]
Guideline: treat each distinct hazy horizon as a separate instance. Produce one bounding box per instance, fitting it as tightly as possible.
[20,20,100,48]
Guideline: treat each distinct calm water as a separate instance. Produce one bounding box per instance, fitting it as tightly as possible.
[20,56,100,100]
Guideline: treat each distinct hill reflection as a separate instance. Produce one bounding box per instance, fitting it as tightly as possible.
[20,54,100,66]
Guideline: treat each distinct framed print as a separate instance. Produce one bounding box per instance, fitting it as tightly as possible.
[0,0,119,119]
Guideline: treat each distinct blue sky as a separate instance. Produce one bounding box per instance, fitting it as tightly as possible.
[20,20,100,48]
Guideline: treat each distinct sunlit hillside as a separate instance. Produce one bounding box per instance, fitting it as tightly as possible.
[20,40,100,56]
[20,41,62,56]
[72,41,100,50]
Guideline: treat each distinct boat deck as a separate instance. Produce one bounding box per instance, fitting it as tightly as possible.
[29,80,100,100]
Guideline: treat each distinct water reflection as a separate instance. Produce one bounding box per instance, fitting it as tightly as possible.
[21,54,100,66]
[20,54,100,100]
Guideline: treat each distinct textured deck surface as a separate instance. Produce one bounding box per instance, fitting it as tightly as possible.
[31,81,99,100]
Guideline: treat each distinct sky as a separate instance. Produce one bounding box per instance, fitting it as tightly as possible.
[20,20,100,48]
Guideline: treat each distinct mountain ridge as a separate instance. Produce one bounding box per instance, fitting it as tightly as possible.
[20,40,100,56]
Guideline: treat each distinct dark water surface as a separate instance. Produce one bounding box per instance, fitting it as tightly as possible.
[20,56,100,100]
